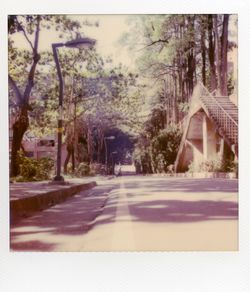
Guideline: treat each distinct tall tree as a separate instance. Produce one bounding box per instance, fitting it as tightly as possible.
[220,14,229,95]
[207,14,217,91]
[8,15,93,176]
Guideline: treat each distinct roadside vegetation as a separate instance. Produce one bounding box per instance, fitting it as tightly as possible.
[9,15,237,181]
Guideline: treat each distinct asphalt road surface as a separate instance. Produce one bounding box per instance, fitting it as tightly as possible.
[10,176,238,251]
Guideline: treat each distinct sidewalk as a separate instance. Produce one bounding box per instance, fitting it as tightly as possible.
[10,177,98,223]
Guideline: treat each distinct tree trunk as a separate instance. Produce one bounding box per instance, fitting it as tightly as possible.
[9,16,41,177]
[97,128,104,163]
[187,50,195,96]
[10,106,29,177]
[72,147,75,171]
[187,16,196,97]
[201,20,207,86]
[208,15,217,91]
[220,14,229,96]
[214,14,221,93]
[64,143,74,174]
[87,127,93,163]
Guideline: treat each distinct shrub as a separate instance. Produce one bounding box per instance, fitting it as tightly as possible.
[201,159,221,172]
[18,155,38,180]
[35,157,54,180]
[188,159,221,173]
[76,162,90,177]
[187,161,196,173]
[188,158,238,173]
[65,162,74,175]
[15,151,54,181]
[151,125,182,173]
[155,153,165,173]
[220,159,238,172]
[132,146,153,174]
[89,163,105,175]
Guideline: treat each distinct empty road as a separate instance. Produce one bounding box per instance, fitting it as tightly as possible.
[11,176,238,251]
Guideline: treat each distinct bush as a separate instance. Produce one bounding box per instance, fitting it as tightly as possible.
[151,125,182,173]
[220,159,238,173]
[18,156,38,180]
[201,159,221,172]
[75,162,90,177]
[133,147,153,174]
[155,153,165,173]
[89,163,105,175]
[35,157,54,180]
[188,158,238,173]
[65,162,74,175]
[15,151,54,181]
[187,161,198,173]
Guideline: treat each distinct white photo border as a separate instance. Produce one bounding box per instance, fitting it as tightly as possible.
[1,1,250,292]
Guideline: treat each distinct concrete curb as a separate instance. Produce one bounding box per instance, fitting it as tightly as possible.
[150,172,237,179]
[10,181,97,223]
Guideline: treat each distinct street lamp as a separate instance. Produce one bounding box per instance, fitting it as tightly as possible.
[52,37,96,182]
[104,136,115,175]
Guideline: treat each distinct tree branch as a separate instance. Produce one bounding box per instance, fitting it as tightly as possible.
[16,20,34,51]
[8,75,24,105]
[23,16,41,103]
[33,16,40,52]
[139,39,169,51]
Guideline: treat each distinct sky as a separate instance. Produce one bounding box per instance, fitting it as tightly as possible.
[11,14,237,72]
[10,14,238,119]
[11,15,135,69]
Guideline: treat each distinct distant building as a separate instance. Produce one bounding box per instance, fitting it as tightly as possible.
[21,135,56,159]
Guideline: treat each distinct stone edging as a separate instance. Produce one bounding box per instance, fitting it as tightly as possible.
[10,181,97,223]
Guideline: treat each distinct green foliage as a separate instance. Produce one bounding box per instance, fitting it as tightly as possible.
[188,158,238,173]
[220,158,238,173]
[75,162,90,177]
[36,157,55,180]
[154,153,165,173]
[89,163,105,175]
[14,151,54,181]
[203,159,220,172]
[132,146,152,174]
[178,102,190,113]
[65,162,74,175]
[151,125,182,172]
[133,124,182,174]
[227,72,235,96]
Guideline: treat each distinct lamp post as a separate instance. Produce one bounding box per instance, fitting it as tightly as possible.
[104,136,115,175]
[52,37,96,182]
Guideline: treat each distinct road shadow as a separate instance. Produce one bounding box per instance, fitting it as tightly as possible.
[10,183,115,251]
[92,198,238,227]
[10,178,238,251]
[91,178,238,227]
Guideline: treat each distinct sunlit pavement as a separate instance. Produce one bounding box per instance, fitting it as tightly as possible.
[10,176,238,252]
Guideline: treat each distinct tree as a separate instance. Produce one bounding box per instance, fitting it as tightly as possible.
[9,15,41,176]
[8,15,96,176]
[151,125,182,172]
[120,14,235,127]
[220,14,229,95]
[59,54,144,173]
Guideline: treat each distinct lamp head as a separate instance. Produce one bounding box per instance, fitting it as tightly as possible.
[65,37,96,49]
[105,136,115,140]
